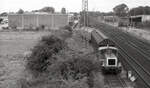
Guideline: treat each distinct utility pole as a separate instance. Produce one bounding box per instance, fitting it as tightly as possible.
[82,0,89,48]
[82,0,88,27]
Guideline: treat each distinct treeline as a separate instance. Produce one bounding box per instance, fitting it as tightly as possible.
[0,7,67,15]
[129,6,150,16]
[19,7,66,14]
[113,4,150,17]
[80,5,150,18]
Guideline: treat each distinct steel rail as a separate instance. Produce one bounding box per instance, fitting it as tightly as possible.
[105,75,127,88]
[100,28,150,88]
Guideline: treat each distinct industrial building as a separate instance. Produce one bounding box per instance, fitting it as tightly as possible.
[129,15,150,22]
[8,13,70,30]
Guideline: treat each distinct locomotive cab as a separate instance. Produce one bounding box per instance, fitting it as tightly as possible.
[98,45,118,56]
[99,46,122,74]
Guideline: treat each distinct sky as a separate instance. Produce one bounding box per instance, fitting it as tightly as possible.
[1,0,150,13]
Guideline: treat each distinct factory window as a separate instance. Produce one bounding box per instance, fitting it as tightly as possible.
[108,59,115,65]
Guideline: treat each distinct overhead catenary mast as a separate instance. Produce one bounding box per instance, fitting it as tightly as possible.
[82,0,88,27]
[82,0,89,48]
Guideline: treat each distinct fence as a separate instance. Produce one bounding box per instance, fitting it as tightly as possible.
[8,14,69,30]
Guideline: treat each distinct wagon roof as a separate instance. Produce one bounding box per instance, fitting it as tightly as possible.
[99,39,116,46]
[91,29,116,46]
[95,30,108,39]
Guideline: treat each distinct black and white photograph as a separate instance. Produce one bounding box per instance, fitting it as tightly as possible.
[0,0,150,88]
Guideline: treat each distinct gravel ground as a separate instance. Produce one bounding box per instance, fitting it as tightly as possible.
[120,27,150,43]
[105,22,150,43]
[66,32,93,54]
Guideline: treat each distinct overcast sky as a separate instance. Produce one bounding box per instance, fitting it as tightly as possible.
[1,0,150,13]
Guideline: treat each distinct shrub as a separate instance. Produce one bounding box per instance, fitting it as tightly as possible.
[53,29,72,40]
[59,57,97,80]
[26,35,66,76]
[56,57,100,88]
[136,21,150,29]
[0,18,3,23]
[63,25,72,32]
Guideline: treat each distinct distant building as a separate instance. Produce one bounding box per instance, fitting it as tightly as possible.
[129,15,150,27]
[8,13,70,30]
[129,15,150,23]
[102,16,119,23]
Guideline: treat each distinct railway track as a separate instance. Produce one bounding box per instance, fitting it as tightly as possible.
[103,28,150,71]
[95,26,150,88]
[117,40,150,88]
[107,28,150,58]
[117,31,150,60]
[105,75,127,88]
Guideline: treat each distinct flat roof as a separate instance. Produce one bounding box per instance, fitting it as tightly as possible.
[130,15,150,18]
[98,46,118,51]
[8,13,69,16]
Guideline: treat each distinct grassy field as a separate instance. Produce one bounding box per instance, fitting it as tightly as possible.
[0,31,51,88]
[0,32,51,56]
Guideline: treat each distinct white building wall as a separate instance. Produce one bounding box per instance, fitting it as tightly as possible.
[142,15,150,22]
[8,14,69,30]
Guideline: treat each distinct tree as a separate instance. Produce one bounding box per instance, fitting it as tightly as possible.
[0,12,8,16]
[0,18,3,23]
[113,3,129,17]
[40,7,55,13]
[17,9,24,14]
[129,6,150,16]
[61,7,66,14]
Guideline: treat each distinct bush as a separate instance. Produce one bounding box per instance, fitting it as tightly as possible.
[63,25,72,32]
[0,18,3,23]
[135,21,150,29]
[55,57,100,88]
[53,29,72,40]
[59,57,97,80]
[26,35,66,76]
[118,21,129,27]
